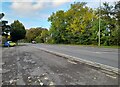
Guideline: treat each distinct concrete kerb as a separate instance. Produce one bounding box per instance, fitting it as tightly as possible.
[32,46,119,75]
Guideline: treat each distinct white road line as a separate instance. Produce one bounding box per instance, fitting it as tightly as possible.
[93,52,102,54]
[93,51,119,54]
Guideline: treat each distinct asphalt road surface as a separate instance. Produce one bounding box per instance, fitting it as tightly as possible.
[1,44,118,86]
[32,44,119,68]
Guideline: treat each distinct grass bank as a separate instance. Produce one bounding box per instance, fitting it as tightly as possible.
[42,43,120,49]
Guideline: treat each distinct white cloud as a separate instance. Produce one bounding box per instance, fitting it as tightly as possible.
[10,1,46,16]
[100,0,119,2]
[86,0,118,9]
[8,0,75,17]
[52,0,72,7]
[105,0,118,2]
[2,0,119,17]
[1,0,43,13]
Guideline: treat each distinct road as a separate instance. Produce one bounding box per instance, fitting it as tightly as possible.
[32,44,119,68]
[1,44,118,85]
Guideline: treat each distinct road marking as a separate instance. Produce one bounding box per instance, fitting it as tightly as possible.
[106,74,117,79]
[93,51,119,55]
[93,52,102,54]
[93,52,111,54]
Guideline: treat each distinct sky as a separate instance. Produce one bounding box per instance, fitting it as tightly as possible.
[0,0,118,29]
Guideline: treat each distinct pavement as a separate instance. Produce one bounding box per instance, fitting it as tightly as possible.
[1,44,119,86]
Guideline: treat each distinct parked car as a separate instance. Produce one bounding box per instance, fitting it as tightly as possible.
[4,41,16,47]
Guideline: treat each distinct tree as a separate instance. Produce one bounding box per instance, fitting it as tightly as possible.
[90,2,118,46]
[25,27,48,43]
[48,10,66,44]
[10,20,26,42]
[35,36,42,43]
[26,28,42,42]
[48,2,96,44]
[48,1,119,46]
[98,2,119,46]
[66,2,96,44]
[114,1,120,45]
[114,1,120,25]
[40,29,49,43]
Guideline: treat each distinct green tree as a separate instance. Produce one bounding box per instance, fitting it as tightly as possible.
[48,1,118,46]
[10,20,26,42]
[113,1,120,45]
[99,2,118,46]
[35,36,42,43]
[69,2,95,44]
[48,10,67,44]
[40,29,49,43]
[25,27,48,43]
[90,2,118,46]
[26,28,42,42]
[48,2,96,44]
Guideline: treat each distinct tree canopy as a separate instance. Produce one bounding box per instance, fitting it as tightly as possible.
[10,20,26,42]
[22,1,119,46]
[25,27,48,43]
[48,2,119,46]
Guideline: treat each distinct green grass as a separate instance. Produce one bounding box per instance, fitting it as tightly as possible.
[0,44,4,47]
[98,45,120,49]
[42,43,120,49]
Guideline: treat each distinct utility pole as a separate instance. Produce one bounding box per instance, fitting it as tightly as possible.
[98,0,101,46]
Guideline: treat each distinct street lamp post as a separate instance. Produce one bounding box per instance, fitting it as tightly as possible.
[98,0,101,46]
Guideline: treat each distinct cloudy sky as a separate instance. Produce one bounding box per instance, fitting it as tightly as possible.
[0,0,118,29]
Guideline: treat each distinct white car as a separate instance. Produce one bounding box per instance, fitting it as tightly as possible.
[32,41,36,44]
